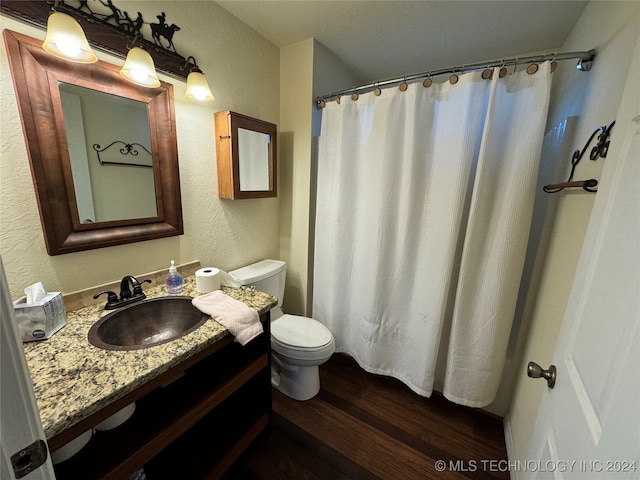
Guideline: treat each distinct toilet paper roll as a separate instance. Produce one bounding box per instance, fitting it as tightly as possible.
[196,267,221,293]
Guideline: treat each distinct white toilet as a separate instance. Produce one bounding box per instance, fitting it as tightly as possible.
[229,259,335,401]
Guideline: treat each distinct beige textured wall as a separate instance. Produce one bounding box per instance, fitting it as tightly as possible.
[505,1,640,463]
[278,39,314,315]
[278,39,362,316]
[0,1,280,299]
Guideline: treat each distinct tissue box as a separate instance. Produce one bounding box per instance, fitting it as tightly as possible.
[13,292,67,342]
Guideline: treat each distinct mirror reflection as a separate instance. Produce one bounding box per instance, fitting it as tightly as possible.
[59,83,157,223]
[238,128,271,191]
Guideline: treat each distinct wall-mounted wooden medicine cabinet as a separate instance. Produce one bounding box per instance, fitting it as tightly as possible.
[214,111,277,199]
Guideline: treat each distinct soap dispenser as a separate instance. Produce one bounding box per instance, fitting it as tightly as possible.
[165,260,183,294]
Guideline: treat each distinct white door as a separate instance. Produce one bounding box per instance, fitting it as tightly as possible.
[526,36,640,479]
[0,258,56,480]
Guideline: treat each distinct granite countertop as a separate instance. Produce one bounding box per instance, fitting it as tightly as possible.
[22,275,277,440]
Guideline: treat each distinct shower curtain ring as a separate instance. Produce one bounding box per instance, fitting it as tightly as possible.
[374,83,382,96]
[550,53,558,73]
[423,71,433,88]
[399,76,408,91]
[499,61,507,78]
[449,69,459,85]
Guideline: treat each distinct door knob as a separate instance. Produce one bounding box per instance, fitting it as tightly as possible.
[527,361,556,388]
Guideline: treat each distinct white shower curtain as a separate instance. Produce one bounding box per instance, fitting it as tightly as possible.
[313,63,551,407]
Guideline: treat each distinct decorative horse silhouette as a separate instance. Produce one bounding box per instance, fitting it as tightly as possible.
[150,22,181,52]
[98,0,122,25]
[119,11,143,35]
[78,1,93,14]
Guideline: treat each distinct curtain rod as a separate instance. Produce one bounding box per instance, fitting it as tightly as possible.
[316,49,595,108]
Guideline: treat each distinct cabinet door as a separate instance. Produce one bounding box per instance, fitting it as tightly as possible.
[215,111,277,199]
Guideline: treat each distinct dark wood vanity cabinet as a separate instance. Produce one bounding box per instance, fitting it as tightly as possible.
[52,316,271,480]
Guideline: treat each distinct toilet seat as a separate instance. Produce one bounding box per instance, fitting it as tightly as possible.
[271,314,334,361]
[271,314,332,348]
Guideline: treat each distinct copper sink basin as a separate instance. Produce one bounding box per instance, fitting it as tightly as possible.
[88,297,208,351]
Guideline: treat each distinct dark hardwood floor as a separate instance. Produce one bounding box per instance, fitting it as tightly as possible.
[224,354,509,480]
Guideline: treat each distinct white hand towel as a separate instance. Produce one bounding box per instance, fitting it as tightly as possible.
[192,291,263,346]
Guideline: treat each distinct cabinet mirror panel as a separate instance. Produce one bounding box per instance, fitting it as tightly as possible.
[3,30,183,255]
[238,128,271,191]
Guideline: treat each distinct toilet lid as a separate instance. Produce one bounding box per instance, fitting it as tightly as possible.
[271,314,333,349]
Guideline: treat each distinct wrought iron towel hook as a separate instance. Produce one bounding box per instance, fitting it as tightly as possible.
[543,120,615,194]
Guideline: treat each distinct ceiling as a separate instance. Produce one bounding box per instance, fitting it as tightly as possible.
[216,1,588,85]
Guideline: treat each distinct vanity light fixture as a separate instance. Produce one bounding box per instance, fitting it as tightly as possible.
[42,7,97,63]
[120,34,161,88]
[182,56,215,102]
[9,0,211,97]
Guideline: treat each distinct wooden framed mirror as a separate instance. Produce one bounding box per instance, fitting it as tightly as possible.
[3,30,183,255]
[214,111,277,199]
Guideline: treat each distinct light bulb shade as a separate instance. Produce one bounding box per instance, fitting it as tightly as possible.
[120,47,160,88]
[185,71,214,102]
[42,12,97,63]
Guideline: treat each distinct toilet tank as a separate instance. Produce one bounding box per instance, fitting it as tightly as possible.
[229,260,286,309]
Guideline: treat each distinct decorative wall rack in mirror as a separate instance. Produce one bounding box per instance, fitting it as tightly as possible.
[4,29,183,255]
[214,111,277,200]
